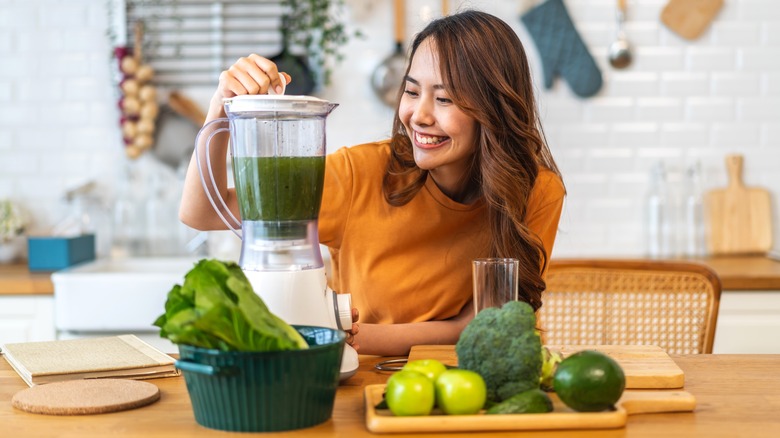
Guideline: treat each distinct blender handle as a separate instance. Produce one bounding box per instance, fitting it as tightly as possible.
[194,118,242,238]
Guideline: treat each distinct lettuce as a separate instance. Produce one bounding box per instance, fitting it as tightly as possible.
[153,259,308,351]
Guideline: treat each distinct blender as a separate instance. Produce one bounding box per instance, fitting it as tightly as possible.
[194,93,358,379]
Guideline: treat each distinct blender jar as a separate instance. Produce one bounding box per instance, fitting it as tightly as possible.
[196,95,338,271]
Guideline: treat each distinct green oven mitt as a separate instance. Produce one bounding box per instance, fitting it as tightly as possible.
[521,0,603,98]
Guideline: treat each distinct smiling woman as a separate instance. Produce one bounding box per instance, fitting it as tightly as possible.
[178,10,565,357]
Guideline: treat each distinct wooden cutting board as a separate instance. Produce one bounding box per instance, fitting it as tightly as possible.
[408,344,685,389]
[365,384,695,433]
[706,154,773,255]
[661,0,724,40]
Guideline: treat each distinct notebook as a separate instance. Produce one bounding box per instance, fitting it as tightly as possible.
[0,335,180,387]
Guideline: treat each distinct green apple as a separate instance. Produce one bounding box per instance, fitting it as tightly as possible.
[385,370,435,416]
[402,359,448,382]
[435,369,487,415]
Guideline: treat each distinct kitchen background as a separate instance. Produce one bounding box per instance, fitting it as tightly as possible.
[0,0,778,260]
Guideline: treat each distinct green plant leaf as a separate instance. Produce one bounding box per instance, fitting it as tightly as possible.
[153,259,309,352]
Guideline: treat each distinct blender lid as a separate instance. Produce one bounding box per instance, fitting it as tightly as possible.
[224,94,336,115]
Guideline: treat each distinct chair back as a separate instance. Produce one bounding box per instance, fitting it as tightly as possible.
[539,259,721,354]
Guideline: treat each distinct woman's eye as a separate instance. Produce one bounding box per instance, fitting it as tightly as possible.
[404,89,419,97]
[436,97,453,104]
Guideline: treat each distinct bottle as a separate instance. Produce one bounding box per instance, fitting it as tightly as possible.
[645,161,671,258]
[683,161,706,257]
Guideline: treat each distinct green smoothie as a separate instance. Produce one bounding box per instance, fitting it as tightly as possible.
[233,156,326,230]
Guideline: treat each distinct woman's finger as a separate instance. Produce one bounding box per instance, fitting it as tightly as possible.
[352,307,360,323]
[346,332,360,351]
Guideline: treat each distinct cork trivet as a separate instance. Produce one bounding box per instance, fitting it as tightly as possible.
[11,379,160,415]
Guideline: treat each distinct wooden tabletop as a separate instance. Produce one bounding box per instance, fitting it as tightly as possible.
[2,353,779,437]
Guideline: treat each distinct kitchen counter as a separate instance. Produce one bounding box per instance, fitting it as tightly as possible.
[2,353,779,437]
[690,255,780,290]
[2,256,780,295]
[546,255,780,291]
[0,263,54,295]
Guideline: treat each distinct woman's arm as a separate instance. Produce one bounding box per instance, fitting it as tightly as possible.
[179,55,291,230]
[351,302,474,356]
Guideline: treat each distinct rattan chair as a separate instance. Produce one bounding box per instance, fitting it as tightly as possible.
[538,259,721,354]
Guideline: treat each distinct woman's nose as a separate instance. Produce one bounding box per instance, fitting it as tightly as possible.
[411,98,434,126]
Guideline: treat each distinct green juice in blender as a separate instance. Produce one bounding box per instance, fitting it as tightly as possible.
[233,156,325,240]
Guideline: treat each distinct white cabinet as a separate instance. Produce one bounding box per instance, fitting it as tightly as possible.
[0,296,55,345]
[712,291,780,354]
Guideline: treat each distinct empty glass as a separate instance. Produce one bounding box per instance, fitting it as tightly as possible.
[472,258,519,315]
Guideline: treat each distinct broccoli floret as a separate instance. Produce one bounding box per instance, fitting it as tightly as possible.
[455,300,542,403]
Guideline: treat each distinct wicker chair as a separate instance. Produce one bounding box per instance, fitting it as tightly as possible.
[539,259,722,354]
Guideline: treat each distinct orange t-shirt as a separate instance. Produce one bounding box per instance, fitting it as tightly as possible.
[319,141,564,324]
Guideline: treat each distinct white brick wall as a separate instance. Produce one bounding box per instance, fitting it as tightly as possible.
[0,0,778,258]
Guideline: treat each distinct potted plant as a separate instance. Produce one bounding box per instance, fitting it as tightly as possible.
[280,0,359,89]
[0,199,28,263]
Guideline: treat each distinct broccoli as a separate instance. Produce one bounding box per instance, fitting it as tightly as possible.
[455,300,542,403]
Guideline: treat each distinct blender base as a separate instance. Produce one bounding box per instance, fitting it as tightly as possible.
[243,268,358,380]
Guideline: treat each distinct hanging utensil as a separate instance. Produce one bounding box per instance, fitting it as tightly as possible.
[371,0,407,107]
[168,91,206,126]
[608,0,632,69]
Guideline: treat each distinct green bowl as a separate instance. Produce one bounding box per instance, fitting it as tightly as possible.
[176,325,345,432]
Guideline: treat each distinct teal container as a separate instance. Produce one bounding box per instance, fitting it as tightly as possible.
[27,234,96,271]
[176,325,345,432]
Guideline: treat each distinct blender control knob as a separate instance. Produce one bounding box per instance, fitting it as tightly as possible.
[335,293,353,330]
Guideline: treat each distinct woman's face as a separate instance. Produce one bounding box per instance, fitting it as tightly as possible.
[399,38,478,197]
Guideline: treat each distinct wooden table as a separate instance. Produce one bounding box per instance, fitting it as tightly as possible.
[2,353,779,437]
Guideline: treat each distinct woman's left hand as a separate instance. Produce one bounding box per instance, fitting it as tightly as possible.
[346,308,360,351]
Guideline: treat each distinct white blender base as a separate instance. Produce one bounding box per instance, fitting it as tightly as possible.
[243,268,359,380]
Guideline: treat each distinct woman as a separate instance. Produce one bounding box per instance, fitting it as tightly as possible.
[180,10,565,356]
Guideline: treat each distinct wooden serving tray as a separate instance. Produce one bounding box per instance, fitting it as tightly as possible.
[364,384,695,433]
[408,344,685,389]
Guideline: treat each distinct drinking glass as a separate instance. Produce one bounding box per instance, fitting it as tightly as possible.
[472,258,520,315]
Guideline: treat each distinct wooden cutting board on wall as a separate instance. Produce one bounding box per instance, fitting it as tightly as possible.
[661,0,724,40]
[706,154,773,255]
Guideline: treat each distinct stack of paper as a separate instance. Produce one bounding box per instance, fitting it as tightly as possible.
[0,335,180,387]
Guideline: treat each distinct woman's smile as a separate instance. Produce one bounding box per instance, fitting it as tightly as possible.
[413,131,450,149]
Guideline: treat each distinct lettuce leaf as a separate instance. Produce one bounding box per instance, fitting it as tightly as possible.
[153,259,308,351]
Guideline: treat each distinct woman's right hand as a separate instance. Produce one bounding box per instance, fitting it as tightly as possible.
[207,54,293,118]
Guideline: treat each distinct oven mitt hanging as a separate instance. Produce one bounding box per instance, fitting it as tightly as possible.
[521,0,603,98]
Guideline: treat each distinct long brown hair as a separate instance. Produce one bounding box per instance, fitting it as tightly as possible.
[382,10,562,311]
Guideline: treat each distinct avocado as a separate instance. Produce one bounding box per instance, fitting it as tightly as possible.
[552,350,626,412]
